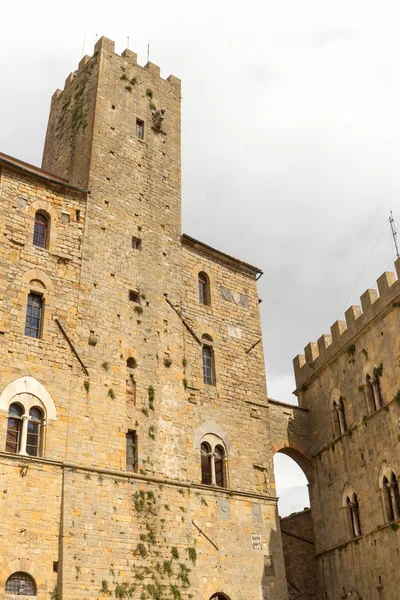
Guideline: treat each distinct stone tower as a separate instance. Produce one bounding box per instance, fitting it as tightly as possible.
[0,37,289,600]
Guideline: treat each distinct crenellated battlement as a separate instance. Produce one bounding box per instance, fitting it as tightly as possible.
[293,258,400,389]
[53,36,180,98]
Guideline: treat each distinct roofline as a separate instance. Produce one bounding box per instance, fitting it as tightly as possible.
[181,233,263,276]
[0,152,88,194]
[268,398,309,412]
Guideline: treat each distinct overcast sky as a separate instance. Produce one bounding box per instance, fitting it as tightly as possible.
[1,0,399,515]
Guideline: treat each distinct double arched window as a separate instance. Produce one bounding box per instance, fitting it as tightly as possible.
[344,490,361,538]
[210,595,231,600]
[202,334,216,386]
[33,211,50,249]
[198,272,211,305]
[5,572,36,596]
[6,398,44,457]
[200,437,228,487]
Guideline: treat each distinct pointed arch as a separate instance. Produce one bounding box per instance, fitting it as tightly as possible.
[0,377,57,420]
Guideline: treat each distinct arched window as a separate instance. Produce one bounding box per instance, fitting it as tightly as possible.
[210,594,231,600]
[126,357,137,404]
[5,572,36,595]
[25,293,44,339]
[383,471,400,522]
[333,396,347,435]
[215,444,226,487]
[201,442,212,484]
[202,334,215,386]
[5,398,45,457]
[366,373,383,412]
[200,437,228,488]
[26,407,43,456]
[198,272,211,305]
[346,493,361,537]
[6,403,23,454]
[33,211,49,249]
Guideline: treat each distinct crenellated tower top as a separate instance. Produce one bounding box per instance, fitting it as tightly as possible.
[293,258,400,390]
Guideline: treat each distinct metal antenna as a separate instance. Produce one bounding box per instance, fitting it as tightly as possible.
[127,36,130,49]
[95,16,99,42]
[147,41,150,63]
[82,34,86,58]
[389,211,399,259]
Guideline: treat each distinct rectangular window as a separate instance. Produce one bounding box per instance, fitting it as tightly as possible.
[136,119,144,140]
[132,236,142,250]
[25,293,43,338]
[126,430,138,472]
[202,346,215,385]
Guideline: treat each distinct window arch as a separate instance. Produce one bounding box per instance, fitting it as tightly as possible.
[5,572,36,595]
[202,334,216,386]
[198,272,211,305]
[5,395,45,457]
[33,211,49,249]
[200,435,228,488]
[333,396,347,435]
[344,490,361,538]
[382,470,400,522]
[364,364,383,413]
[126,357,137,404]
[25,292,44,339]
[210,594,231,600]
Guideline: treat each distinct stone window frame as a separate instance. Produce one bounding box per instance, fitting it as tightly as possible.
[202,334,216,386]
[0,377,57,459]
[18,270,54,342]
[28,199,58,255]
[379,463,400,523]
[361,362,383,414]
[198,271,211,306]
[343,485,362,538]
[25,292,44,339]
[331,388,347,437]
[5,571,36,596]
[33,210,50,249]
[136,118,145,140]
[199,433,229,488]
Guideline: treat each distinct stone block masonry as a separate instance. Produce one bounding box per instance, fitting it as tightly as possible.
[0,37,290,600]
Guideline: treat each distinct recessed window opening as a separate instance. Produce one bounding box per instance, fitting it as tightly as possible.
[5,572,36,596]
[6,403,23,454]
[202,334,215,386]
[75,209,81,221]
[198,272,211,305]
[200,437,228,488]
[136,119,144,140]
[126,430,138,472]
[346,492,361,537]
[33,211,49,249]
[25,293,44,339]
[129,290,140,303]
[201,442,212,484]
[383,472,400,522]
[132,236,142,250]
[334,396,347,435]
[6,402,44,457]
[366,373,383,412]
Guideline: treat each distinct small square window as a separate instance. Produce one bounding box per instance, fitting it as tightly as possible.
[136,119,144,140]
[132,236,142,250]
[129,290,140,303]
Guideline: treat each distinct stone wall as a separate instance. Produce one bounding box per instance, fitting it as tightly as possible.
[293,262,400,600]
[0,37,290,600]
[280,510,317,600]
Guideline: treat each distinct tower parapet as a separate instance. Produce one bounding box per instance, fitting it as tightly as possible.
[293,258,400,390]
